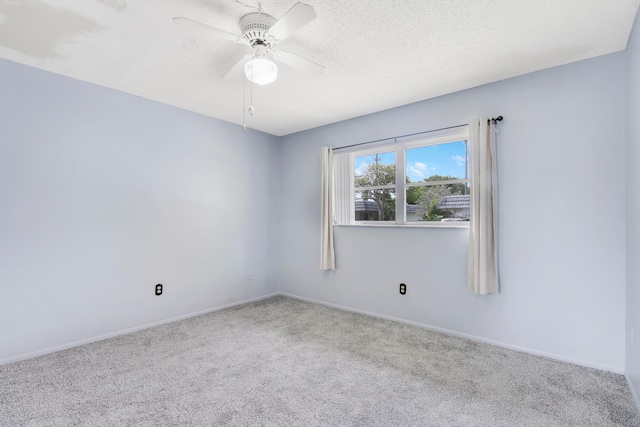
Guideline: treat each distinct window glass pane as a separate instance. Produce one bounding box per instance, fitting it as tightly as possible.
[406,140,468,184]
[406,184,470,222]
[354,151,395,187]
[354,189,396,221]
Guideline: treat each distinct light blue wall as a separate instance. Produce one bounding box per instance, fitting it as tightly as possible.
[280,52,627,372]
[626,8,640,409]
[0,59,281,363]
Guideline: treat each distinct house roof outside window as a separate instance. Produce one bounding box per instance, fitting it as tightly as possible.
[354,199,425,214]
[438,195,470,210]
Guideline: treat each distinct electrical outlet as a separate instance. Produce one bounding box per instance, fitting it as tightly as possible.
[155,284,163,296]
[399,283,406,295]
[246,273,252,281]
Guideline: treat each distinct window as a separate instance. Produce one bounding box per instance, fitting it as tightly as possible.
[337,128,470,226]
[354,150,396,221]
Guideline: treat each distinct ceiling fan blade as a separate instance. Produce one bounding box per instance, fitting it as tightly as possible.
[268,2,316,41]
[223,54,254,80]
[272,50,325,76]
[173,17,247,45]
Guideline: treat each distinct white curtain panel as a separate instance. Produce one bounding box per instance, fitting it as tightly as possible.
[468,118,499,294]
[333,152,352,225]
[320,147,336,270]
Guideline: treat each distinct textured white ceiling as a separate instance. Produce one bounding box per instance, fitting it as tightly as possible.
[1,0,639,136]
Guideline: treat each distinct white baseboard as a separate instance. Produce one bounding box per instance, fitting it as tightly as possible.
[0,292,280,366]
[280,292,624,374]
[626,373,640,415]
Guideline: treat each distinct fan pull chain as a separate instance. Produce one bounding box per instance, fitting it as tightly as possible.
[242,60,255,131]
[242,73,247,131]
[250,63,254,115]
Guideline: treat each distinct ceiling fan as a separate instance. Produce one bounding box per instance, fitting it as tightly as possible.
[173,2,325,85]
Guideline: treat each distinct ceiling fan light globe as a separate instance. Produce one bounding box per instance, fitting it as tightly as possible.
[244,57,278,85]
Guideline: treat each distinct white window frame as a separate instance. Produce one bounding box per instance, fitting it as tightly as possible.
[339,127,470,227]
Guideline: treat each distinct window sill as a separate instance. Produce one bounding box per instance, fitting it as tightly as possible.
[335,222,470,229]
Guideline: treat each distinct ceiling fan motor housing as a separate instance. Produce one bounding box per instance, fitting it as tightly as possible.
[240,13,277,47]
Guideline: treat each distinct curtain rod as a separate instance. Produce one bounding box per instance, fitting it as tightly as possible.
[332,116,503,151]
